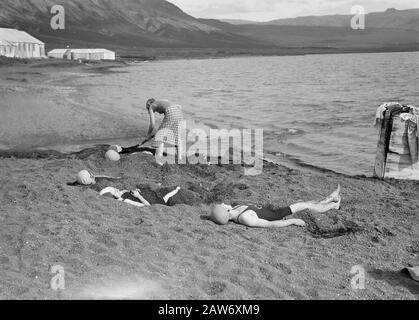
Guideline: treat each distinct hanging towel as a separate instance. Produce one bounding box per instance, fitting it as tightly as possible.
[375,102,403,128]
[400,106,419,165]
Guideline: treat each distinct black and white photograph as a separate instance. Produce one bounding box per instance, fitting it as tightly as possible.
[0,0,418,303]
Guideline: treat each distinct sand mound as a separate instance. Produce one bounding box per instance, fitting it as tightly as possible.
[0,147,418,300]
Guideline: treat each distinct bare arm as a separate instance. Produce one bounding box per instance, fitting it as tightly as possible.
[270,219,306,228]
[123,199,146,208]
[130,189,151,206]
[147,99,173,138]
[147,107,156,137]
[153,99,172,109]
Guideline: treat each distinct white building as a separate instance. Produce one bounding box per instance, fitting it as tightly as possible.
[47,48,116,61]
[0,28,45,59]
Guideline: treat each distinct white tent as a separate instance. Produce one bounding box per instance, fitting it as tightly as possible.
[47,49,71,59]
[48,48,116,61]
[0,28,45,59]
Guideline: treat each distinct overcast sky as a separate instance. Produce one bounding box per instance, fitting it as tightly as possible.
[169,0,418,21]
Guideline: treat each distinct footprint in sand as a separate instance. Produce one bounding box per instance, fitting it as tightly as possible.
[305,288,320,299]
[203,280,227,296]
[8,285,30,297]
[258,266,274,281]
[88,243,108,254]
[270,261,293,275]
[95,232,118,249]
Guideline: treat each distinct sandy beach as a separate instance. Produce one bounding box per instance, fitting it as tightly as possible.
[0,59,418,300]
[0,58,152,150]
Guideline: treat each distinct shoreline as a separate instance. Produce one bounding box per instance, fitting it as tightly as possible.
[2,45,418,66]
[118,45,419,61]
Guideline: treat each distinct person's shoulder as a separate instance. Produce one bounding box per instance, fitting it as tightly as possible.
[102,192,116,199]
[238,208,257,221]
[238,210,259,227]
[241,208,257,216]
[155,99,171,108]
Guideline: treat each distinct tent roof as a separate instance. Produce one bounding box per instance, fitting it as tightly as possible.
[48,48,115,54]
[47,49,69,54]
[0,28,44,45]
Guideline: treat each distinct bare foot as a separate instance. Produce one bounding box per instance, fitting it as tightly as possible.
[334,195,342,210]
[294,219,307,227]
[324,185,341,203]
[130,189,142,198]
[154,160,164,167]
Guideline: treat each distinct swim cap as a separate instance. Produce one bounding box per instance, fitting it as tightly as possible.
[105,150,121,161]
[109,145,122,153]
[211,205,230,225]
[77,170,94,185]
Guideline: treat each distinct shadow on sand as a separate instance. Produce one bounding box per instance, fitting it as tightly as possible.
[368,268,419,296]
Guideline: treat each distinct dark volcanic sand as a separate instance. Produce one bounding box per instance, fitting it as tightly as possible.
[0,58,418,300]
[0,146,418,300]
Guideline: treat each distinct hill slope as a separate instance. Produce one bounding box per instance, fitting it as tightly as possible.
[262,8,419,31]
[0,2,417,56]
[0,0,265,50]
[202,10,419,50]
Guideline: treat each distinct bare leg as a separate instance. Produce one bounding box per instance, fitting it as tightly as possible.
[320,185,341,204]
[99,187,127,198]
[163,187,181,203]
[176,145,183,163]
[269,219,306,228]
[290,196,341,214]
[155,142,165,166]
[123,199,146,208]
[130,189,151,206]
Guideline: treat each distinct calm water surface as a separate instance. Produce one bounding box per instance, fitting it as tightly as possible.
[78,51,419,176]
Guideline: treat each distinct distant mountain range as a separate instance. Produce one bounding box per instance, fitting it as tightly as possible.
[0,1,418,56]
[223,8,419,31]
[266,8,419,31]
[203,17,418,49]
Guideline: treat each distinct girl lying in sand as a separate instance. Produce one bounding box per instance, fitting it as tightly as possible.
[108,145,158,156]
[99,186,188,208]
[73,170,204,206]
[210,185,341,228]
[76,170,122,185]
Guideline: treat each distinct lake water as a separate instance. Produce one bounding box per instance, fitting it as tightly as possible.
[98,51,417,176]
[4,51,416,176]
